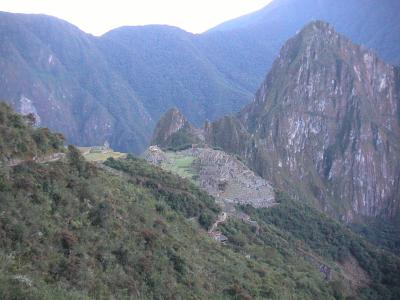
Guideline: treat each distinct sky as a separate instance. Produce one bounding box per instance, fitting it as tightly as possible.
[0,0,273,36]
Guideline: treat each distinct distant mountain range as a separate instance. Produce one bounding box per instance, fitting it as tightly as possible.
[2,2,400,297]
[0,0,399,153]
[154,21,400,224]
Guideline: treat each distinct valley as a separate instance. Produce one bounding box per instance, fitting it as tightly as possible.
[0,0,400,299]
[1,97,400,299]
[1,0,400,153]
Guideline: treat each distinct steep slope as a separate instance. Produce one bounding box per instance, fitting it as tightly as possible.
[0,106,380,300]
[0,12,251,153]
[100,26,251,125]
[206,21,400,221]
[201,0,400,92]
[150,107,203,149]
[1,2,399,153]
[232,192,400,299]
[0,12,152,153]
[0,102,64,163]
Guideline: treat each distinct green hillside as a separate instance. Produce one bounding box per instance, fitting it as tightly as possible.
[0,102,64,162]
[0,153,339,299]
[1,106,399,299]
[235,192,400,300]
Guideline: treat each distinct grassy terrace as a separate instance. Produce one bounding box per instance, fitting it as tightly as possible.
[78,147,127,162]
[162,152,196,181]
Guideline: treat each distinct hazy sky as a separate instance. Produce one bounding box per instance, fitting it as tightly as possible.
[0,0,273,35]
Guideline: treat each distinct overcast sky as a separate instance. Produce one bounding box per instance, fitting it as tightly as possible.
[0,0,273,35]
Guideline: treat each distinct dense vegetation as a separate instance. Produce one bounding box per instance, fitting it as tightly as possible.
[0,152,352,299]
[0,102,64,162]
[104,155,219,229]
[1,153,220,299]
[1,107,400,299]
[350,214,400,256]
[0,106,353,299]
[2,0,400,153]
[236,192,400,300]
[161,130,200,151]
[150,107,204,151]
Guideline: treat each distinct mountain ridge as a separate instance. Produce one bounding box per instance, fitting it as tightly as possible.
[1,0,400,152]
[5,103,400,299]
[205,20,400,221]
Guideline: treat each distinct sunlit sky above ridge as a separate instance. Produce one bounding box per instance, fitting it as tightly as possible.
[0,0,273,35]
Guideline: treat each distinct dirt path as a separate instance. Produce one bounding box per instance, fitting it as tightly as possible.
[3,152,65,167]
[208,212,227,233]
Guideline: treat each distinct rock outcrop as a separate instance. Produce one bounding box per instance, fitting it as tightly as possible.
[206,21,400,220]
[150,108,204,149]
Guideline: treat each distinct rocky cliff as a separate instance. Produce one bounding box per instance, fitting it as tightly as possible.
[150,108,203,149]
[207,21,400,220]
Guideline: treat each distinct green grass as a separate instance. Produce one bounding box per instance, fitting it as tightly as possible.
[162,152,196,181]
[78,148,127,162]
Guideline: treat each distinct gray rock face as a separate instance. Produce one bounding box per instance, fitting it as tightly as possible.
[208,21,400,220]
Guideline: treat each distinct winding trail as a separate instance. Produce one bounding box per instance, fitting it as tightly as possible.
[208,212,227,233]
[3,152,65,167]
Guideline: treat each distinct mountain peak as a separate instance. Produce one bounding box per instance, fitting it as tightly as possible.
[300,20,333,34]
[294,20,343,46]
[150,108,203,149]
[233,22,400,219]
[282,20,343,55]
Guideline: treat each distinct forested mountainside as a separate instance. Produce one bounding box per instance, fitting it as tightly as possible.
[0,12,153,153]
[1,0,400,153]
[0,12,250,153]
[205,21,400,222]
[1,103,400,299]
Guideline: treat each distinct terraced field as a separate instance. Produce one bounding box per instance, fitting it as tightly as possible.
[163,152,196,181]
[143,146,276,211]
[79,147,127,162]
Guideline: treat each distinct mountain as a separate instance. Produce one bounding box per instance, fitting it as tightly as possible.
[0,12,152,153]
[1,0,400,153]
[202,0,400,92]
[205,21,400,222]
[150,107,203,150]
[99,26,251,126]
[2,104,400,299]
[0,12,251,154]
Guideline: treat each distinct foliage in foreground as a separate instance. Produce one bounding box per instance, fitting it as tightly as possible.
[0,102,64,161]
[0,149,345,299]
[236,192,400,300]
[1,105,399,299]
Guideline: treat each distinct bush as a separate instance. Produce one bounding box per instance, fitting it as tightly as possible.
[89,202,110,227]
